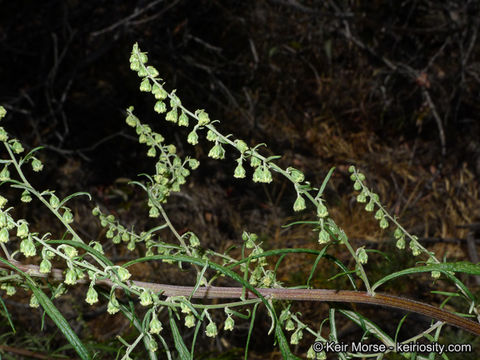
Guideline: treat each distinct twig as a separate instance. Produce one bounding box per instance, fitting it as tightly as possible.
[2,259,479,336]
[91,0,169,37]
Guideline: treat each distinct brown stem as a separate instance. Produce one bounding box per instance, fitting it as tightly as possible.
[3,260,480,336]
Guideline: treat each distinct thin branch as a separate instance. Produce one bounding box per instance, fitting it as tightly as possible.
[2,259,479,336]
[90,0,169,37]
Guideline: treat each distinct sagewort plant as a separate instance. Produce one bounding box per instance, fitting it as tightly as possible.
[0,44,479,360]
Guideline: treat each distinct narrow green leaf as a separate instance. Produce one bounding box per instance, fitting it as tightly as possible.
[317,166,335,198]
[0,295,15,333]
[0,258,90,360]
[244,302,259,360]
[168,308,191,360]
[57,192,92,209]
[372,262,480,292]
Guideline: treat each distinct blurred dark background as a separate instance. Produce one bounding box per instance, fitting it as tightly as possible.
[1,0,480,358]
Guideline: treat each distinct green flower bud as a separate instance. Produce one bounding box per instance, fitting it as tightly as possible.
[167,144,176,154]
[365,198,374,212]
[39,259,52,274]
[0,227,9,243]
[137,67,148,77]
[0,127,7,142]
[65,268,77,285]
[146,65,159,77]
[184,314,195,328]
[293,194,306,211]
[287,167,305,183]
[0,167,10,181]
[317,203,328,218]
[2,283,16,296]
[356,247,368,264]
[374,209,384,220]
[396,235,405,249]
[224,315,234,331]
[138,52,148,64]
[154,100,166,114]
[188,158,199,170]
[106,228,115,239]
[318,229,330,244]
[20,237,36,257]
[63,209,74,224]
[130,60,140,71]
[148,338,158,352]
[189,232,200,247]
[261,270,275,287]
[92,206,100,216]
[394,227,403,239]
[140,78,152,92]
[152,84,168,100]
[21,190,32,203]
[86,286,99,305]
[206,129,217,141]
[205,320,218,338]
[116,267,131,281]
[208,143,225,159]
[169,94,181,108]
[285,319,295,331]
[379,216,389,229]
[196,109,210,126]
[261,166,272,183]
[0,106,6,119]
[235,139,248,153]
[127,240,136,251]
[353,180,362,191]
[234,161,246,178]
[290,328,303,345]
[49,194,60,209]
[63,245,78,258]
[356,190,367,203]
[0,196,7,209]
[348,165,355,173]
[91,241,104,254]
[17,221,29,238]
[149,313,163,334]
[126,113,138,127]
[178,111,189,126]
[180,301,191,314]
[31,158,43,172]
[122,231,130,242]
[30,294,40,308]
[147,147,156,157]
[409,239,421,256]
[107,294,120,314]
[140,290,153,306]
[11,141,24,154]
[165,108,178,123]
[149,205,160,218]
[43,250,55,260]
[250,156,261,168]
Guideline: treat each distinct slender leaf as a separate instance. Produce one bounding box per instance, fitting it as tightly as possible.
[57,191,92,209]
[0,258,90,360]
[168,308,191,360]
